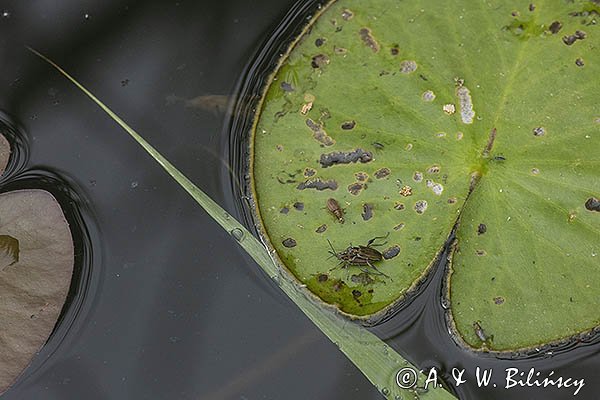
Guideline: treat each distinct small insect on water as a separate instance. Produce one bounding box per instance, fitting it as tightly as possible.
[326,198,345,223]
[327,233,390,278]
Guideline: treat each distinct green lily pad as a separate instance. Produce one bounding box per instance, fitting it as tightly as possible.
[251,0,599,350]
[0,132,74,392]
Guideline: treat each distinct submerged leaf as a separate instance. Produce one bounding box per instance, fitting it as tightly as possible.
[0,190,74,393]
[251,0,600,350]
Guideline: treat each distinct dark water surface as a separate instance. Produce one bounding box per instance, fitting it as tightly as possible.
[0,1,598,399]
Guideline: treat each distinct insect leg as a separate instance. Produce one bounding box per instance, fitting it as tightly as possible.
[367,232,390,247]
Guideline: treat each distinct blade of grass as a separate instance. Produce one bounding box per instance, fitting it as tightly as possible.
[28,46,456,400]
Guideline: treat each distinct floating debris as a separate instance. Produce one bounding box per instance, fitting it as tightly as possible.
[394,203,405,211]
[393,223,405,231]
[317,273,328,282]
[494,296,505,305]
[319,148,373,167]
[478,223,487,235]
[413,171,423,182]
[576,58,585,67]
[293,202,305,211]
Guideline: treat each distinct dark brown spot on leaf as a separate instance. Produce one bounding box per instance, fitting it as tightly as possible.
[391,46,399,56]
[414,200,427,214]
[315,38,326,47]
[352,289,362,299]
[311,54,330,68]
[355,172,368,182]
[306,118,335,146]
[280,82,294,92]
[303,168,316,178]
[476,250,487,256]
[280,207,289,214]
[532,126,546,136]
[400,60,417,74]
[362,203,374,221]
[332,280,345,292]
[319,149,373,168]
[317,273,328,282]
[383,245,400,260]
[576,58,585,67]
[549,21,562,34]
[563,30,586,45]
[529,3,535,11]
[359,27,380,52]
[394,203,405,211]
[341,120,356,130]
[315,224,328,233]
[448,197,458,204]
[282,238,297,248]
[393,223,405,231]
[348,182,366,196]
[585,197,600,212]
[351,272,374,285]
[293,202,304,211]
[334,46,347,55]
[297,179,338,191]
[478,223,487,235]
[374,167,391,179]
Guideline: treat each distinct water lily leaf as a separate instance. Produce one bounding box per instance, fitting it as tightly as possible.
[251,0,600,350]
[0,189,74,392]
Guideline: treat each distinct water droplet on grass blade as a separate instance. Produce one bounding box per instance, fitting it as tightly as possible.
[230,228,244,242]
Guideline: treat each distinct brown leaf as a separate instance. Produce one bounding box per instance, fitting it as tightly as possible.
[0,190,74,393]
